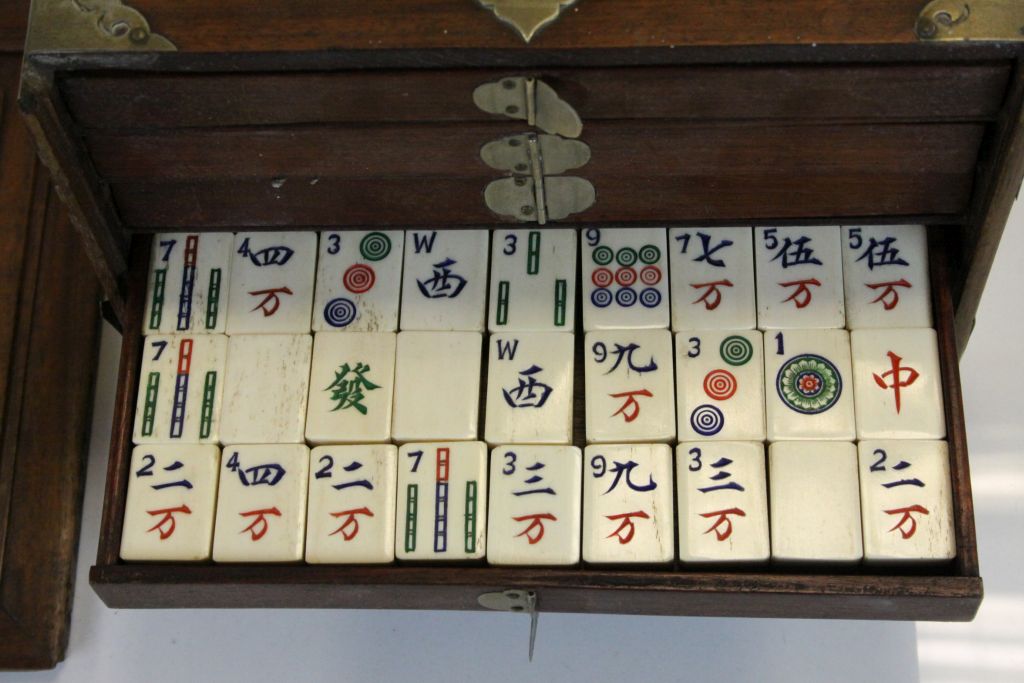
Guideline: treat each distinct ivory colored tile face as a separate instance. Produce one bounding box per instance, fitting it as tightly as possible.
[391,332,482,442]
[144,232,233,334]
[305,332,396,444]
[842,225,932,329]
[668,227,756,330]
[754,226,845,329]
[858,440,955,563]
[487,445,582,566]
[120,445,220,561]
[312,230,404,332]
[769,441,863,563]
[399,229,489,331]
[226,231,316,334]
[484,332,574,445]
[581,227,670,330]
[675,330,765,441]
[305,445,397,564]
[396,442,487,561]
[212,444,309,562]
[582,444,674,564]
[220,334,312,444]
[488,228,576,332]
[584,329,675,443]
[132,334,228,445]
[763,328,856,441]
[676,442,769,563]
[851,328,946,440]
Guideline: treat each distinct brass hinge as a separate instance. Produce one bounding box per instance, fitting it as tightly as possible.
[474,77,583,139]
[478,590,540,661]
[475,1,578,43]
[916,0,1024,42]
[26,0,176,53]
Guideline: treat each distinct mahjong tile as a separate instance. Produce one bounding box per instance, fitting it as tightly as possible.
[212,444,309,562]
[391,332,482,442]
[305,444,397,564]
[676,442,769,563]
[584,329,675,443]
[396,442,488,561]
[851,328,946,440]
[484,332,574,445]
[120,445,220,561]
[399,229,489,331]
[858,440,955,563]
[763,328,856,441]
[842,225,932,329]
[582,444,674,564]
[220,334,312,444]
[675,330,765,441]
[488,228,576,332]
[143,232,233,334]
[305,332,396,444]
[669,227,756,330]
[769,441,862,563]
[312,230,404,332]
[754,226,845,329]
[132,334,227,445]
[487,445,582,566]
[581,227,669,330]
[226,231,316,334]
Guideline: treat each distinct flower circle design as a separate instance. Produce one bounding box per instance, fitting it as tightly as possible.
[775,354,842,414]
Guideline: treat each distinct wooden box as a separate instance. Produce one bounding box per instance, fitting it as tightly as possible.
[19,0,1024,621]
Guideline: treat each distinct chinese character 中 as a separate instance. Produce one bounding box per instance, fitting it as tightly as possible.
[872,351,919,414]
[325,362,380,414]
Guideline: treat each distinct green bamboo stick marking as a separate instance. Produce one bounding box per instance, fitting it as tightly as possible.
[554,279,567,327]
[199,371,217,439]
[464,481,478,553]
[496,281,510,326]
[149,270,166,329]
[405,484,418,552]
[527,231,541,274]
[205,268,222,329]
[141,372,160,436]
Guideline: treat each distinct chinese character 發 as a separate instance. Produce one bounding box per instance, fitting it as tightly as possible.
[325,362,380,414]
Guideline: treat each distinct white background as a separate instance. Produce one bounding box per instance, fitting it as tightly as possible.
[5,207,1024,682]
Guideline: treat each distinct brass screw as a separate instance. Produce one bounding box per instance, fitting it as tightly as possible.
[502,79,516,89]
[514,177,527,187]
[521,205,535,215]
[129,27,150,44]
[514,163,528,172]
[506,105,520,114]
[508,138,521,147]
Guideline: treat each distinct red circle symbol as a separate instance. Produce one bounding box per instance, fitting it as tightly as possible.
[703,369,738,401]
[343,263,376,294]
[640,265,662,286]
[592,267,614,288]
[615,267,638,287]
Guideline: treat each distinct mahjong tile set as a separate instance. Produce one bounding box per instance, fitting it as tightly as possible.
[121,226,954,567]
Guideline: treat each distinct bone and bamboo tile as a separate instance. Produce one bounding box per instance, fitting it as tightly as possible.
[755,226,845,329]
[144,232,233,334]
[400,229,489,331]
[581,227,670,330]
[842,224,932,329]
[226,231,317,334]
[312,230,405,332]
[488,228,576,332]
[669,227,756,330]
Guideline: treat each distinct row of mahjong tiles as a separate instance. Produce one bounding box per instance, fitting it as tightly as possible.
[143,225,933,336]
[132,327,947,446]
[120,440,954,565]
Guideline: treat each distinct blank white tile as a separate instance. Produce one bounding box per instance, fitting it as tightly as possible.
[584,329,675,443]
[305,332,396,444]
[669,227,756,330]
[396,442,487,561]
[851,328,946,440]
[212,444,309,562]
[132,334,228,445]
[769,441,862,563]
[487,445,582,566]
[220,334,312,444]
[675,330,765,441]
[399,229,489,331]
[488,228,576,332]
[391,332,482,442]
[226,232,317,334]
[676,441,769,563]
[312,230,404,332]
[763,328,856,441]
[754,226,845,329]
[484,332,574,445]
[144,232,233,334]
[842,225,932,329]
[305,444,397,564]
[582,444,674,564]
[581,227,670,330]
[858,440,955,563]
[120,445,220,561]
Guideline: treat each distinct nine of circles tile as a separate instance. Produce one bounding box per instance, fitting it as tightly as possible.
[581,227,670,330]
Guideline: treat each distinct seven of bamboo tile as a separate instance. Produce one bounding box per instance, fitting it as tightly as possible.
[122,226,955,566]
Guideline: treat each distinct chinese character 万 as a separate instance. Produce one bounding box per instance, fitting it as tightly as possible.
[329,507,374,541]
[700,507,745,541]
[502,365,553,408]
[866,279,912,310]
[872,351,919,414]
[239,506,282,541]
[325,362,380,414]
[884,504,929,539]
[248,286,293,316]
[609,389,653,423]
[690,279,733,310]
[771,236,822,268]
[779,278,821,308]
[146,504,192,540]
[416,258,467,299]
[605,510,650,544]
[856,237,909,270]
[513,513,557,544]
